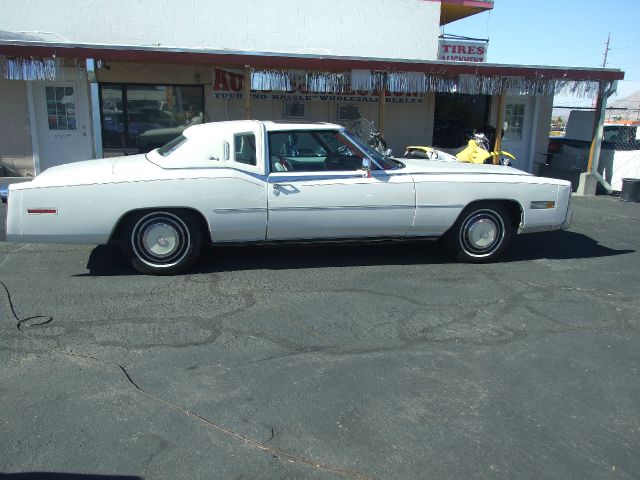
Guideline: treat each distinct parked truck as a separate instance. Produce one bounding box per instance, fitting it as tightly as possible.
[542,110,640,191]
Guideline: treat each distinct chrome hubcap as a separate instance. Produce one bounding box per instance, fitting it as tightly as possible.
[142,223,179,258]
[467,218,498,250]
[131,212,191,268]
[460,209,505,257]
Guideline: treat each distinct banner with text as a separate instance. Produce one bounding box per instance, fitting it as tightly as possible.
[438,39,488,63]
[211,68,424,104]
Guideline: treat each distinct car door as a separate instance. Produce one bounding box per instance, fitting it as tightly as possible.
[266,129,415,241]
[203,121,269,242]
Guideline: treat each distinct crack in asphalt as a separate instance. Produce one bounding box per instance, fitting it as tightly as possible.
[0,278,378,480]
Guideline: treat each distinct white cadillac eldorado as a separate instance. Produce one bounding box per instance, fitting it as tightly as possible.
[4,120,572,274]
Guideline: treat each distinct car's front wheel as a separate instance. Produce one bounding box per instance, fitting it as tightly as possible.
[121,210,204,275]
[444,202,512,263]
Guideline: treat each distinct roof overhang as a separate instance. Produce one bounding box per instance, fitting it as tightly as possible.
[0,40,625,83]
[438,0,494,25]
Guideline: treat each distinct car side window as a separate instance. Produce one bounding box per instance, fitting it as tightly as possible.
[234,132,257,166]
[268,130,364,173]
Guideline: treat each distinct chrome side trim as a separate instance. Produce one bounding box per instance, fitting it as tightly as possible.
[269,204,413,212]
[268,173,395,184]
[213,204,461,214]
[213,235,440,246]
[212,207,267,214]
[417,204,464,209]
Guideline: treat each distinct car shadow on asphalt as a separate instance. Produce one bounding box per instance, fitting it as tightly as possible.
[78,230,634,277]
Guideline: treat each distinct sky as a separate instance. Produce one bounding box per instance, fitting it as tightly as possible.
[447,0,640,108]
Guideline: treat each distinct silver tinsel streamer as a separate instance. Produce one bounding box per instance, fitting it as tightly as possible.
[351,69,372,90]
[251,69,291,91]
[306,71,347,93]
[370,71,387,92]
[251,69,350,93]
[251,67,599,98]
[1,56,61,81]
[425,75,458,93]
[554,80,599,99]
[387,72,426,93]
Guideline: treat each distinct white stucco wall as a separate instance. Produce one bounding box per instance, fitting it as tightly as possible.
[1,0,441,60]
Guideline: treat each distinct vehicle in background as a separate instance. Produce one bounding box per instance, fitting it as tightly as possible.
[543,110,640,191]
[136,113,205,153]
[405,132,515,166]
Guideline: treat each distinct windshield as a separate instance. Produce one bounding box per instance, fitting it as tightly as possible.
[343,130,400,170]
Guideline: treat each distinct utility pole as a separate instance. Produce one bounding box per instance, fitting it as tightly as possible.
[602,33,610,67]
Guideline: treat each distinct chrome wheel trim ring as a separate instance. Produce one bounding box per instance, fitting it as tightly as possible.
[131,212,191,268]
[459,209,505,258]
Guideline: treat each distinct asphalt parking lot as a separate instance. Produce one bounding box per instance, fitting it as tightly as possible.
[0,195,639,480]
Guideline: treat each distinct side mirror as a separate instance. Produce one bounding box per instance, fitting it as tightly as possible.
[362,157,372,177]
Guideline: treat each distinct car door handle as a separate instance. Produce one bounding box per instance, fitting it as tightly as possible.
[272,183,299,195]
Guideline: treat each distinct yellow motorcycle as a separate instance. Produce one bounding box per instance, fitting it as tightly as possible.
[405,132,516,166]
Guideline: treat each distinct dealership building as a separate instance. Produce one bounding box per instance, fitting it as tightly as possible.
[0,0,624,177]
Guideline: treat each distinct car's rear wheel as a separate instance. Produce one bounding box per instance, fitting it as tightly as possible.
[121,210,204,275]
[444,202,512,263]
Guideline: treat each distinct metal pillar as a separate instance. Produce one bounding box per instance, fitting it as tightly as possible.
[577,80,617,195]
[86,59,103,159]
[378,88,386,135]
[25,81,41,175]
[492,93,506,164]
[244,65,251,120]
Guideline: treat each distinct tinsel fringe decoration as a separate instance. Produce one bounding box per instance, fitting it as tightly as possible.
[554,80,600,99]
[251,69,291,91]
[251,67,599,98]
[251,69,349,93]
[388,71,428,93]
[1,56,61,81]
[351,69,372,90]
[306,71,347,93]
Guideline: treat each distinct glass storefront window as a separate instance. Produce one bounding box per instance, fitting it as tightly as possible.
[100,84,204,152]
[433,93,491,148]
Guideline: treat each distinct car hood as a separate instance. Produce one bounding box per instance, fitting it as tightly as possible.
[398,157,530,176]
[397,157,571,187]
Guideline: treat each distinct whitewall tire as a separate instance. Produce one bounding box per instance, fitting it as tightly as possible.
[445,202,512,263]
[122,210,204,275]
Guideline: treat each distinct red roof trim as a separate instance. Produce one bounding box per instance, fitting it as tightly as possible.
[438,0,493,9]
[0,42,625,82]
